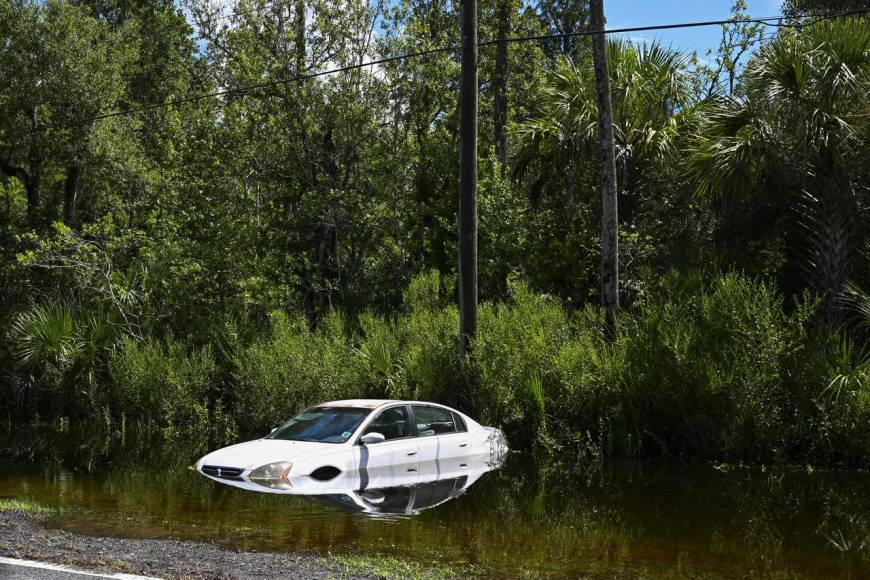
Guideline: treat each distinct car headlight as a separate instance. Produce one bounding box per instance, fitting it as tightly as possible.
[252,478,294,491]
[249,461,293,480]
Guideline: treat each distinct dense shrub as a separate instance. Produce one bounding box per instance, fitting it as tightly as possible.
[549,308,627,455]
[310,270,463,406]
[622,273,812,461]
[797,332,870,467]
[232,311,368,432]
[473,281,569,448]
[395,271,461,405]
[109,335,217,437]
[9,301,115,416]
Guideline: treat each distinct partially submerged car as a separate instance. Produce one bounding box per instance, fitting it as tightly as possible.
[194,400,509,496]
[200,452,498,515]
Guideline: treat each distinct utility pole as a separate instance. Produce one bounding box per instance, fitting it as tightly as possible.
[458,0,478,369]
[590,0,619,340]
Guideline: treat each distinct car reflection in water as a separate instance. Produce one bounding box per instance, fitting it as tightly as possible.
[200,445,507,516]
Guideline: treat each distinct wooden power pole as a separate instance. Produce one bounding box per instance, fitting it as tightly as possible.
[459,0,478,366]
[590,0,619,340]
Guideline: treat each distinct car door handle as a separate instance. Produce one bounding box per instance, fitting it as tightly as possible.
[459,443,468,447]
[407,467,417,472]
[406,451,417,456]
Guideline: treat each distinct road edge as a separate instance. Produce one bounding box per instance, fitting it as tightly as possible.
[0,557,160,580]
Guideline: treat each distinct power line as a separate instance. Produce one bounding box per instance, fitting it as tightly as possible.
[4,7,869,141]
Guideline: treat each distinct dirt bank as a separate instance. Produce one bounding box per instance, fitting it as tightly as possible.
[0,510,368,579]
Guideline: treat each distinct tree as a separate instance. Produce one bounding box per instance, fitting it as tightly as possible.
[689,18,870,323]
[782,0,870,17]
[590,0,618,339]
[492,0,511,168]
[697,0,764,98]
[536,0,589,59]
[0,0,135,228]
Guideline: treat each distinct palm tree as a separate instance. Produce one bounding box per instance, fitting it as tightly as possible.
[689,18,870,322]
[590,0,619,340]
[518,39,694,206]
[11,301,116,412]
[516,38,695,310]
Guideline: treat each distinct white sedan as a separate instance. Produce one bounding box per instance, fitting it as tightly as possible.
[194,399,509,492]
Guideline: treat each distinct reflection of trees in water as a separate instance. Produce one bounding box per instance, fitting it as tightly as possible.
[818,484,870,561]
[2,426,870,575]
[461,457,870,575]
[0,423,208,471]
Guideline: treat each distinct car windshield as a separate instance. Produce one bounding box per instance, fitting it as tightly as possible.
[267,407,371,444]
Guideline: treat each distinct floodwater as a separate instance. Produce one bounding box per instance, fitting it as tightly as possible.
[1,426,869,578]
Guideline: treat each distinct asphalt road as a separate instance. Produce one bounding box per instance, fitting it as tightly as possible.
[0,558,157,580]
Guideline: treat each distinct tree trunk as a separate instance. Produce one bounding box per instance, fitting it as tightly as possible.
[459,0,479,368]
[493,0,510,169]
[26,107,41,227]
[294,0,305,76]
[800,174,859,326]
[590,0,619,340]
[63,164,82,226]
[26,168,40,227]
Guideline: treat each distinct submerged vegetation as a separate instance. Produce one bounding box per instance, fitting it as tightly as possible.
[328,554,479,580]
[1,0,869,466]
[0,498,50,513]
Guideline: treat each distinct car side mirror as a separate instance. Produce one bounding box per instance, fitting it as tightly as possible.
[359,432,385,445]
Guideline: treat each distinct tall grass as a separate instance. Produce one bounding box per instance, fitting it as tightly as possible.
[109,335,218,437]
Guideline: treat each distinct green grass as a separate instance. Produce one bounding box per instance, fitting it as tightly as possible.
[0,498,50,513]
[325,553,483,579]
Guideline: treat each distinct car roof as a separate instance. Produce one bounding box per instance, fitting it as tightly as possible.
[314,399,399,409]
[313,399,460,411]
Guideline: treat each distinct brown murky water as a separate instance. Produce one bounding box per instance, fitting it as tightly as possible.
[1,426,869,577]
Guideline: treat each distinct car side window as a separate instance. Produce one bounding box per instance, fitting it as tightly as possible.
[364,406,411,441]
[412,406,457,436]
[452,411,467,433]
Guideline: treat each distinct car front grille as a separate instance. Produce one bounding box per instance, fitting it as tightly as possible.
[201,465,244,478]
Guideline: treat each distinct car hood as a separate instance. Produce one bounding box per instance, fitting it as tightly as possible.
[197,439,340,470]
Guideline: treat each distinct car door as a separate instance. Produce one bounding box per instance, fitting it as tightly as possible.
[354,405,420,489]
[411,405,470,480]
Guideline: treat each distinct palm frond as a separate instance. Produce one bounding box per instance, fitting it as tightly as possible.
[686,95,772,200]
[514,39,695,198]
[818,332,870,404]
[11,302,77,377]
[839,281,870,332]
